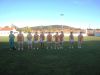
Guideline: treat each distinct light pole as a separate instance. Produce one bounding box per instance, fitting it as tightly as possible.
[41,25,43,31]
[60,13,64,31]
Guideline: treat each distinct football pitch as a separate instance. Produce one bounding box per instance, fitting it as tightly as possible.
[0,36,100,75]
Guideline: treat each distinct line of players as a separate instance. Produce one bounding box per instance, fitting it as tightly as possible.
[9,31,83,50]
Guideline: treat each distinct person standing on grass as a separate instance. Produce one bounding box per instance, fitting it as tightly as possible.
[33,32,39,50]
[69,32,74,48]
[27,32,33,50]
[9,31,15,50]
[40,32,45,48]
[59,31,64,49]
[17,31,24,51]
[54,32,60,49]
[46,32,52,49]
[78,32,83,48]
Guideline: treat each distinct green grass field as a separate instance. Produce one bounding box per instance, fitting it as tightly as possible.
[0,36,100,75]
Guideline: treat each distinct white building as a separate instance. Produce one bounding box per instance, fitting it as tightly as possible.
[0,27,18,36]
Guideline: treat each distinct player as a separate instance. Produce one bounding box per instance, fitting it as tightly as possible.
[40,32,45,48]
[27,32,33,50]
[54,32,60,49]
[69,32,74,48]
[17,31,24,51]
[59,31,64,49]
[9,31,16,50]
[46,32,52,49]
[33,32,39,50]
[78,32,83,48]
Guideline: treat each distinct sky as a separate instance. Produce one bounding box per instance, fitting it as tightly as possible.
[0,0,100,28]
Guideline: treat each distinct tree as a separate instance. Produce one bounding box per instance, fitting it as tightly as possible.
[4,26,9,28]
[11,24,18,29]
[23,26,32,33]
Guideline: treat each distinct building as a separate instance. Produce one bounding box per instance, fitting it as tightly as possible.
[0,27,18,36]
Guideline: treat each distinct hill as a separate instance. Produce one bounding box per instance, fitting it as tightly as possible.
[30,25,83,33]
[16,25,84,33]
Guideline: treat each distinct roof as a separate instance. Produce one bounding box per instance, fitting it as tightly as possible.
[0,27,15,31]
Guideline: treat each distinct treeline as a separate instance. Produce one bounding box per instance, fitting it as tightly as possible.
[4,25,100,33]
[16,25,79,33]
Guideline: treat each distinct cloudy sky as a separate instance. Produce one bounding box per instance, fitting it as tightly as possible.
[0,0,100,28]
